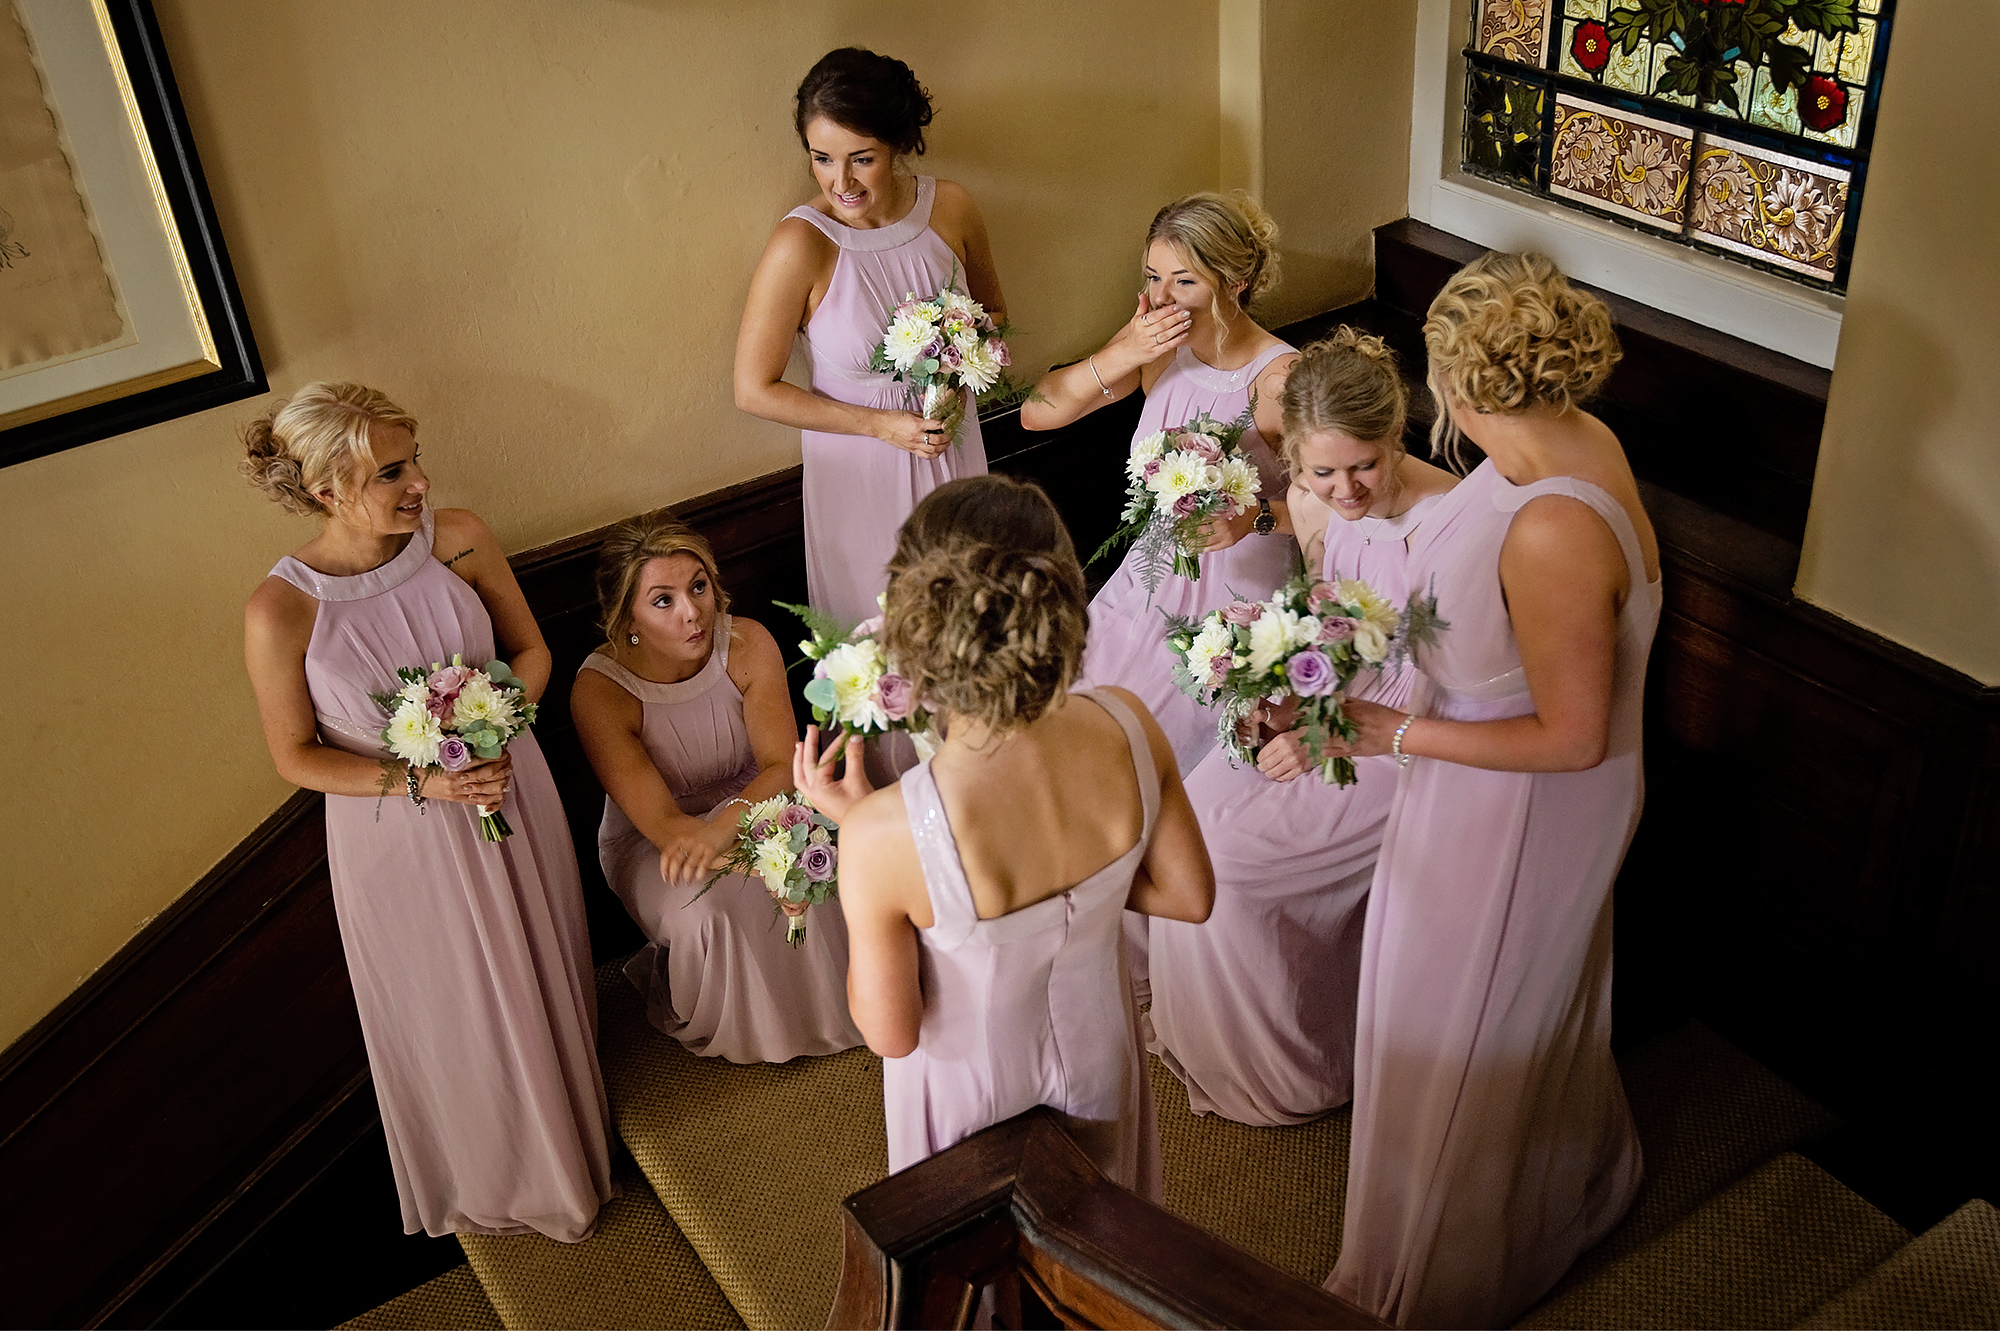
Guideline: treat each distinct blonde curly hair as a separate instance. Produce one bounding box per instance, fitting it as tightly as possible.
[882,475,1087,737]
[1424,251,1620,471]
[239,382,417,517]
[1146,190,1281,351]
[1278,327,1409,474]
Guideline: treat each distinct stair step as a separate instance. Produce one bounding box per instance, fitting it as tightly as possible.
[456,1164,740,1330]
[336,1263,501,1330]
[1148,1053,1352,1284]
[1514,1152,1909,1329]
[1797,1198,2000,1329]
[596,961,887,1330]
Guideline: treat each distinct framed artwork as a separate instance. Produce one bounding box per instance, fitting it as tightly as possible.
[1,0,261,470]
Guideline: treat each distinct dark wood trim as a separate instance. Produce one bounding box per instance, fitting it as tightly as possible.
[828,1107,1386,1331]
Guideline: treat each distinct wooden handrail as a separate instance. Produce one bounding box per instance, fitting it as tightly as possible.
[828,1107,1387,1331]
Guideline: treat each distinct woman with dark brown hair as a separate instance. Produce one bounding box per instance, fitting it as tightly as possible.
[735,47,1007,628]
[571,511,861,1063]
[796,474,1214,1194]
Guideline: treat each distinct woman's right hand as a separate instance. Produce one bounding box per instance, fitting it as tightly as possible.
[1256,727,1315,783]
[872,408,951,459]
[1102,292,1193,378]
[419,754,513,808]
[794,725,874,824]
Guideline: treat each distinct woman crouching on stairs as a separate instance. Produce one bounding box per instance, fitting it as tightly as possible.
[571,511,864,1063]
[796,473,1215,1196]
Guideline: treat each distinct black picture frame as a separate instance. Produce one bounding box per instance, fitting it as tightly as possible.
[1,0,263,471]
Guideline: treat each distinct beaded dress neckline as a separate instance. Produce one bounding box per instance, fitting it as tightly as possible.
[1170,342,1290,394]
[577,617,733,705]
[270,509,434,602]
[785,176,936,253]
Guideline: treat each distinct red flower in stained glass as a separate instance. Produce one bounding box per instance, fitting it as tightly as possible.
[1572,20,1612,73]
[1799,75,1848,131]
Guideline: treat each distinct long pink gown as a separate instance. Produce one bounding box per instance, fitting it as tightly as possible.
[883,690,1163,1200]
[1075,342,1298,775]
[581,618,863,1064]
[1326,463,1658,1328]
[791,175,988,628]
[271,511,612,1241]
[1147,493,1442,1126]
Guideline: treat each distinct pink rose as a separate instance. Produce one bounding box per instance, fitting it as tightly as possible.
[1206,654,1231,685]
[750,819,775,840]
[877,672,913,721]
[1183,436,1223,464]
[778,803,813,830]
[1171,492,1203,518]
[1142,457,1162,480]
[1220,601,1263,626]
[993,340,1011,366]
[1306,581,1339,613]
[941,344,964,370]
[851,615,884,639]
[1318,616,1356,643]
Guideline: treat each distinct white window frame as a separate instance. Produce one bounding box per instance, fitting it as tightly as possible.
[1408,0,1846,369]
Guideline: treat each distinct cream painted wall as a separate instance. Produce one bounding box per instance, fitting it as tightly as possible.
[1797,0,2000,685]
[1224,0,1418,329]
[0,0,1219,1051]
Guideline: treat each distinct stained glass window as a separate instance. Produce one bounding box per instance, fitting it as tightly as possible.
[1463,0,1894,289]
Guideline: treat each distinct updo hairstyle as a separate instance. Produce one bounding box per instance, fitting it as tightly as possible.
[882,475,1088,738]
[1145,191,1282,326]
[1423,250,1620,470]
[794,47,934,156]
[239,382,417,518]
[594,510,729,648]
[1278,327,1410,475]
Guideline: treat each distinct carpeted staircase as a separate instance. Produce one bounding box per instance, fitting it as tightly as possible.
[339,959,1999,1330]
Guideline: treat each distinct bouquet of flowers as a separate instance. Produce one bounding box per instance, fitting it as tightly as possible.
[868,266,1011,448]
[781,600,942,759]
[372,655,538,841]
[705,794,839,947]
[1164,573,1445,786]
[1090,402,1261,597]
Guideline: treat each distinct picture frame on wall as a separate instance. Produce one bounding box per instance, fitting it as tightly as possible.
[1,0,262,471]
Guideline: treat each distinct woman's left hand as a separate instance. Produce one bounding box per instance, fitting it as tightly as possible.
[794,724,873,824]
[1195,504,1259,553]
[1327,698,1408,759]
[1256,727,1315,783]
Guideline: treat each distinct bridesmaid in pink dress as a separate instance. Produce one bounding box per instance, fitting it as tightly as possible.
[735,48,1007,628]
[241,384,611,1241]
[1323,254,1660,1328]
[796,475,1215,1197]
[1149,331,1459,1127]
[1023,192,1299,774]
[570,513,862,1063]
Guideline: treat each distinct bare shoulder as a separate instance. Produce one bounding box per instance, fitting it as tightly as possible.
[570,653,641,724]
[726,614,784,674]
[765,212,836,263]
[929,177,979,220]
[1257,350,1299,390]
[430,506,492,549]
[841,782,915,861]
[1506,492,1626,574]
[1093,686,1177,776]
[1401,455,1461,502]
[245,572,315,639]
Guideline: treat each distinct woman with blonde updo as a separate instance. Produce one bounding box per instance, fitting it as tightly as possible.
[795,474,1214,1193]
[1146,330,1457,1127]
[1024,191,1299,773]
[241,383,611,1241]
[570,512,862,1063]
[1322,253,1658,1328]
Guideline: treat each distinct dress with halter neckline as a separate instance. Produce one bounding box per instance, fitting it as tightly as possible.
[579,618,863,1063]
[788,175,989,629]
[268,509,612,1241]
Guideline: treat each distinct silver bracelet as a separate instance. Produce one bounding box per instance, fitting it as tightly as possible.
[1087,355,1115,398]
[1391,714,1418,769]
[405,763,428,811]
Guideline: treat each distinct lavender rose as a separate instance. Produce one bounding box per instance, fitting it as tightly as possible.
[1318,616,1356,644]
[1220,600,1263,626]
[1142,457,1163,480]
[877,671,914,721]
[436,735,473,771]
[1171,492,1204,518]
[1288,649,1337,697]
[799,842,838,883]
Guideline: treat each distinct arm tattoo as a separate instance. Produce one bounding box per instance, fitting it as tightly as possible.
[441,547,476,567]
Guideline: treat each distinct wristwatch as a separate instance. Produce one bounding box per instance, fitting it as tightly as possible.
[1253,498,1276,535]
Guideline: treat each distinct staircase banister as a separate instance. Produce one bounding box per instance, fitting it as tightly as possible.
[829,1107,1386,1331]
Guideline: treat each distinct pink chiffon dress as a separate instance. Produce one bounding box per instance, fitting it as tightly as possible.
[271,510,612,1241]
[1147,493,1443,1126]
[581,617,863,1064]
[1074,341,1298,775]
[1326,462,1658,1328]
[791,175,988,628]
[883,689,1163,1200]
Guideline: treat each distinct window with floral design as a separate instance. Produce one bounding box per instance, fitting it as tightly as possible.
[1463,0,1893,289]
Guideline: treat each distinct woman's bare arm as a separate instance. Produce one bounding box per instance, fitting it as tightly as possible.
[1102,687,1215,922]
